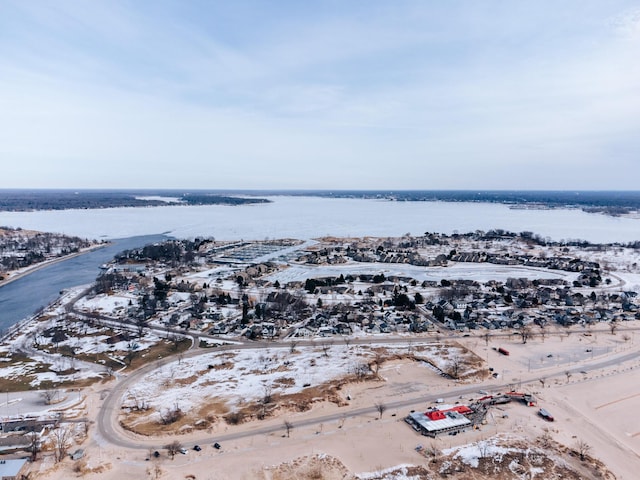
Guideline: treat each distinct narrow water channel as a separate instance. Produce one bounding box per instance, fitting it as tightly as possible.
[0,234,168,332]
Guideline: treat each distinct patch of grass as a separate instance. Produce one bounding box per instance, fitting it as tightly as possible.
[206,361,233,371]
[172,375,199,387]
[120,408,195,436]
[273,377,296,387]
[74,352,123,371]
[0,353,55,392]
[197,400,229,417]
[126,338,191,370]
[0,376,37,392]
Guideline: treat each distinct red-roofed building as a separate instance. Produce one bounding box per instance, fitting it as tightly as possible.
[406,405,474,437]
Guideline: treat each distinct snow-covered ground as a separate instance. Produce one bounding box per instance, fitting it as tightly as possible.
[122,343,478,420]
[0,291,164,394]
[74,292,138,316]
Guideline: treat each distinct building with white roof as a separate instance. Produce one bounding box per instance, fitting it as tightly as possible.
[405,405,473,437]
[0,458,28,480]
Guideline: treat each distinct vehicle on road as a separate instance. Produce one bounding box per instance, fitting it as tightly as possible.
[538,408,554,421]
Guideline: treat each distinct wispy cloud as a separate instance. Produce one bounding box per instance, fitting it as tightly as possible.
[0,0,638,189]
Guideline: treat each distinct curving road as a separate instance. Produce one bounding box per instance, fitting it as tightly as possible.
[95,333,640,452]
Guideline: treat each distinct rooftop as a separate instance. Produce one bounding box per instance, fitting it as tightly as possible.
[0,458,27,477]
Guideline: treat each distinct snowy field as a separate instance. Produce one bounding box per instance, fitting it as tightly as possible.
[74,292,138,316]
[122,343,479,420]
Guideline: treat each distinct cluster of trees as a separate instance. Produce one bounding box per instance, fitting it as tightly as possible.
[304,274,346,293]
[117,241,196,265]
[315,190,640,214]
[94,272,129,294]
[0,228,92,273]
[0,190,270,211]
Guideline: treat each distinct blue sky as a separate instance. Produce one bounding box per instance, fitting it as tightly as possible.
[1,1,639,189]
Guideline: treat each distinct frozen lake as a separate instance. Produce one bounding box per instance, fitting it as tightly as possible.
[0,196,639,243]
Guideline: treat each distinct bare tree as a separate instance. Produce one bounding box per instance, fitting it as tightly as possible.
[482,332,491,346]
[610,320,618,335]
[28,430,40,461]
[320,340,333,357]
[159,403,183,425]
[289,340,298,354]
[53,425,71,463]
[539,325,547,342]
[565,371,572,384]
[81,419,90,437]
[262,383,273,404]
[167,333,183,351]
[147,463,163,480]
[136,317,148,338]
[125,341,139,365]
[165,440,183,459]
[258,383,273,420]
[539,377,546,389]
[447,356,463,380]
[374,402,387,419]
[425,442,440,463]
[371,352,385,376]
[575,439,591,461]
[407,338,414,354]
[477,439,490,459]
[519,325,533,344]
[41,389,59,405]
[351,362,371,380]
[283,420,294,438]
[343,336,352,349]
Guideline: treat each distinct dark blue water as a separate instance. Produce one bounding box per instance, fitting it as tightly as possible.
[0,234,168,332]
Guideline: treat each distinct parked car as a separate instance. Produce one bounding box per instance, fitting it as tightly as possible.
[193,445,202,451]
[179,448,188,454]
[538,408,554,422]
[213,442,221,450]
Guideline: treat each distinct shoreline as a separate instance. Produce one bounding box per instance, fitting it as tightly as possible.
[0,242,108,289]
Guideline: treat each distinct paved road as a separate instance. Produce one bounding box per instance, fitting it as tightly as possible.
[95,335,640,451]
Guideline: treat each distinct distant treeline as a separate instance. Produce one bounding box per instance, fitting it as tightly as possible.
[303,190,640,207]
[1,189,639,214]
[0,190,270,211]
[260,190,640,215]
